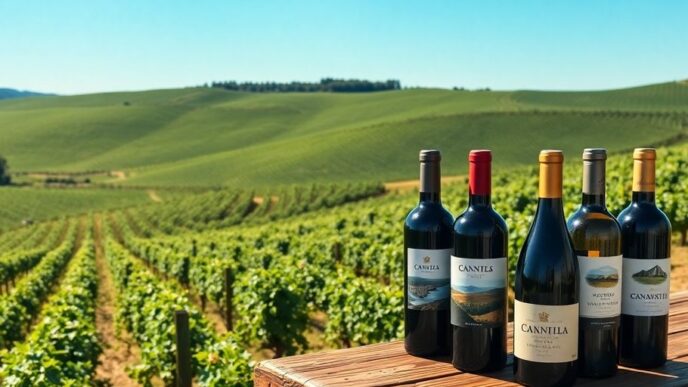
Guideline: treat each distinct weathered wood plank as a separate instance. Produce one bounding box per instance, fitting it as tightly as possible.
[255,291,688,386]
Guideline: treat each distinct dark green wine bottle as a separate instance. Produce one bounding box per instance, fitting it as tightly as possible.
[514,150,579,387]
[451,150,507,372]
[618,148,671,368]
[404,150,454,356]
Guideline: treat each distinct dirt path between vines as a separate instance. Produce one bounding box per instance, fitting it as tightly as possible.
[147,190,162,203]
[111,170,127,180]
[93,215,141,387]
[385,175,465,191]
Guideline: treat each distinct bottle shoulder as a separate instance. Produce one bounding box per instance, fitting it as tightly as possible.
[567,206,621,237]
[617,202,672,234]
[453,205,508,236]
[405,202,454,231]
[521,212,577,262]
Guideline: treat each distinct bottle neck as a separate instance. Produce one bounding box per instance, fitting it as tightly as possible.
[632,158,655,200]
[469,194,491,207]
[581,193,605,207]
[539,161,563,199]
[581,159,605,208]
[535,197,568,231]
[537,197,566,215]
[632,191,655,204]
[420,191,441,202]
[419,161,441,203]
[469,159,491,198]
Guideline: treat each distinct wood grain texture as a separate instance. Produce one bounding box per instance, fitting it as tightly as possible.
[255,291,688,386]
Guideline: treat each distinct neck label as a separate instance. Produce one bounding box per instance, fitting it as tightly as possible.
[622,257,670,316]
[450,256,506,328]
[407,248,451,310]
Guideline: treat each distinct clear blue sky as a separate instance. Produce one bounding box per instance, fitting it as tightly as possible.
[1,0,687,95]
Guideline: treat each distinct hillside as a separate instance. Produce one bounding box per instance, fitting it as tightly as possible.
[0,81,686,187]
[0,88,53,100]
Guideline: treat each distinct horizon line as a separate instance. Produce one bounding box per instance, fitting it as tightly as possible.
[2,78,686,98]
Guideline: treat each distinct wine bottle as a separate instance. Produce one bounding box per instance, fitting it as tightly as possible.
[566,148,621,378]
[618,148,671,368]
[514,150,578,387]
[451,150,507,371]
[404,149,454,356]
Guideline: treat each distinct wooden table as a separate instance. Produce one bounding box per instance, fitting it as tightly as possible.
[255,291,688,386]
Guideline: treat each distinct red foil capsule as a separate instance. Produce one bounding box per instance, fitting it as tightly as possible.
[469,150,491,196]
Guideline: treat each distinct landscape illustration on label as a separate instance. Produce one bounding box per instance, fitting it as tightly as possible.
[451,279,505,324]
[584,265,619,288]
[632,265,668,285]
[408,255,448,310]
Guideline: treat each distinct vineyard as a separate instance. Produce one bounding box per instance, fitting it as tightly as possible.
[2,82,688,188]
[0,188,152,229]
[0,142,685,385]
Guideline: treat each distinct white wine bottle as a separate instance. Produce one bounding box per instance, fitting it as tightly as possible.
[567,148,621,378]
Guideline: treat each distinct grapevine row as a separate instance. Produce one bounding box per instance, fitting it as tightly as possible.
[125,182,384,235]
[0,222,99,385]
[104,233,252,386]
[114,210,404,355]
[0,219,78,349]
[0,220,67,291]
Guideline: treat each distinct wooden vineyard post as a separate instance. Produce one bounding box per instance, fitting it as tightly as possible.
[181,256,190,286]
[224,267,234,331]
[333,241,341,263]
[174,310,192,387]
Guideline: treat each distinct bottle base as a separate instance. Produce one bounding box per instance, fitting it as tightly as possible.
[452,359,506,373]
[404,344,449,358]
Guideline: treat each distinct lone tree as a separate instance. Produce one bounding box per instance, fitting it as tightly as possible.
[0,156,11,185]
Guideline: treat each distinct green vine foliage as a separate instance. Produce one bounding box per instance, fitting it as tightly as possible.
[234,264,309,357]
[0,220,78,349]
[105,237,252,386]
[319,269,403,347]
[0,225,99,386]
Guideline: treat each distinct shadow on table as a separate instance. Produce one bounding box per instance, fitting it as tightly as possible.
[427,355,688,386]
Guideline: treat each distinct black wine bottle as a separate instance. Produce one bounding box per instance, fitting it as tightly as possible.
[618,148,671,368]
[514,150,579,387]
[451,150,507,371]
[404,149,454,356]
[566,148,621,378]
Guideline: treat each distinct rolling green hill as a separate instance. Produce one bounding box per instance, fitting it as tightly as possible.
[0,81,686,187]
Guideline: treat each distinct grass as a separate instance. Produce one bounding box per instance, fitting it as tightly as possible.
[0,81,686,187]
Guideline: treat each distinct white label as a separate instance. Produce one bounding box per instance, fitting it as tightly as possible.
[622,258,670,316]
[407,248,451,310]
[578,255,622,318]
[514,300,578,363]
[450,256,507,327]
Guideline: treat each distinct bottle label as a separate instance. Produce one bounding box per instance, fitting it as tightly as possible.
[450,256,506,328]
[578,254,622,319]
[407,248,451,310]
[514,300,578,363]
[622,257,670,316]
